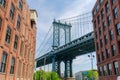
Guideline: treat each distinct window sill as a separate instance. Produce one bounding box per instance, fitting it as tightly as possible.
[0,5,5,12]
[10,74,14,76]
[4,42,10,48]
[0,72,6,75]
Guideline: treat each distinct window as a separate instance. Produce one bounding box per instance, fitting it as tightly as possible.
[100,39,103,48]
[101,9,104,19]
[94,21,96,28]
[103,65,107,76]
[102,52,105,61]
[116,23,120,35]
[19,0,23,10]
[96,5,99,12]
[108,63,112,75]
[106,49,110,58]
[97,15,100,24]
[99,27,102,36]
[0,17,2,30]
[14,35,18,49]
[10,3,15,20]
[104,35,108,45]
[111,0,115,4]
[10,57,15,74]
[113,7,118,19]
[109,30,114,41]
[97,54,100,62]
[5,27,11,43]
[99,0,103,5]
[0,0,6,7]
[118,41,120,53]
[98,66,102,76]
[93,11,96,16]
[0,52,7,73]
[113,61,119,75]
[16,15,21,30]
[95,32,98,39]
[107,15,111,26]
[105,2,110,13]
[112,45,116,56]
[102,22,106,31]
[96,42,99,50]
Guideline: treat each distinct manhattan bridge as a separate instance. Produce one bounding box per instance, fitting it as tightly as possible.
[36,12,95,79]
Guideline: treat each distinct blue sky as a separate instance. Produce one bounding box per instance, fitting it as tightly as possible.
[27,0,97,74]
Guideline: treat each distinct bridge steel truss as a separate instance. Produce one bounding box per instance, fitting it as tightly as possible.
[52,19,72,50]
[36,30,95,78]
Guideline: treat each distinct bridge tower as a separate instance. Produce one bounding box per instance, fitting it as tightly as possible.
[52,20,74,79]
[52,19,71,50]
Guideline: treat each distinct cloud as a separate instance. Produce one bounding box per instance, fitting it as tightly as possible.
[59,0,96,19]
[27,0,97,73]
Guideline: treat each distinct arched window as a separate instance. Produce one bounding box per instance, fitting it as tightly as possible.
[19,0,23,10]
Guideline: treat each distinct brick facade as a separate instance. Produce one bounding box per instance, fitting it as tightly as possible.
[0,0,37,80]
[92,0,120,80]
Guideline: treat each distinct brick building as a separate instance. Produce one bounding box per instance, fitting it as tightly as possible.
[92,0,120,80]
[0,0,37,80]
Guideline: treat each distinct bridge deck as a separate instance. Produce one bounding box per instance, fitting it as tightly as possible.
[36,32,95,67]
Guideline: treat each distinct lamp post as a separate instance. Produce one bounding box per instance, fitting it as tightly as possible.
[88,53,95,80]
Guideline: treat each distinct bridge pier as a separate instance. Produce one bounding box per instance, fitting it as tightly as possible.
[56,61,61,76]
[64,59,75,80]
[70,60,73,77]
[64,60,73,78]
[52,57,61,76]
[52,57,56,71]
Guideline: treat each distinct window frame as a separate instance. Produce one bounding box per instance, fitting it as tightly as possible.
[105,2,110,13]
[103,65,107,76]
[0,17,2,30]
[109,30,114,41]
[101,9,104,19]
[106,49,110,58]
[116,23,120,35]
[9,3,15,20]
[107,15,111,26]
[5,26,11,44]
[0,52,7,73]
[19,0,23,11]
[104,35,108,45]
[107,63,112,75]
[112,45,116,56]
[113,61,119,75]
[113,7,118,19]
[16,15,21,30]
[14,35,18,49]
[10,57,15,74]
[0,0,6,7]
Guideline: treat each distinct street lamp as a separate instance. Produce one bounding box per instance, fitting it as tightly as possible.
[88,53,95,80]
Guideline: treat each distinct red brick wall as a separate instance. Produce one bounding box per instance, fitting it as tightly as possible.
[0,0,37,80]
[92,0,120,80]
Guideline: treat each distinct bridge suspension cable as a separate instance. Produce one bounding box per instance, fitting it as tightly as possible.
[36,25,53,57]
[58,12,93,40]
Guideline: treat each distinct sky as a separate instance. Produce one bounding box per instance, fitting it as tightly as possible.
[27,0,97,75]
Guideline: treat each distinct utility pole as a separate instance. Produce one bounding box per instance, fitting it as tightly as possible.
[88,53,94,80]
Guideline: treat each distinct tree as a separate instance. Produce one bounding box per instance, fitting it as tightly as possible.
[87,70,98,80]
[33,70,61,80]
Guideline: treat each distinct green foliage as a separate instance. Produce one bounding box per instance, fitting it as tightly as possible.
[87,70,98,80]
[33,70,61,80]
